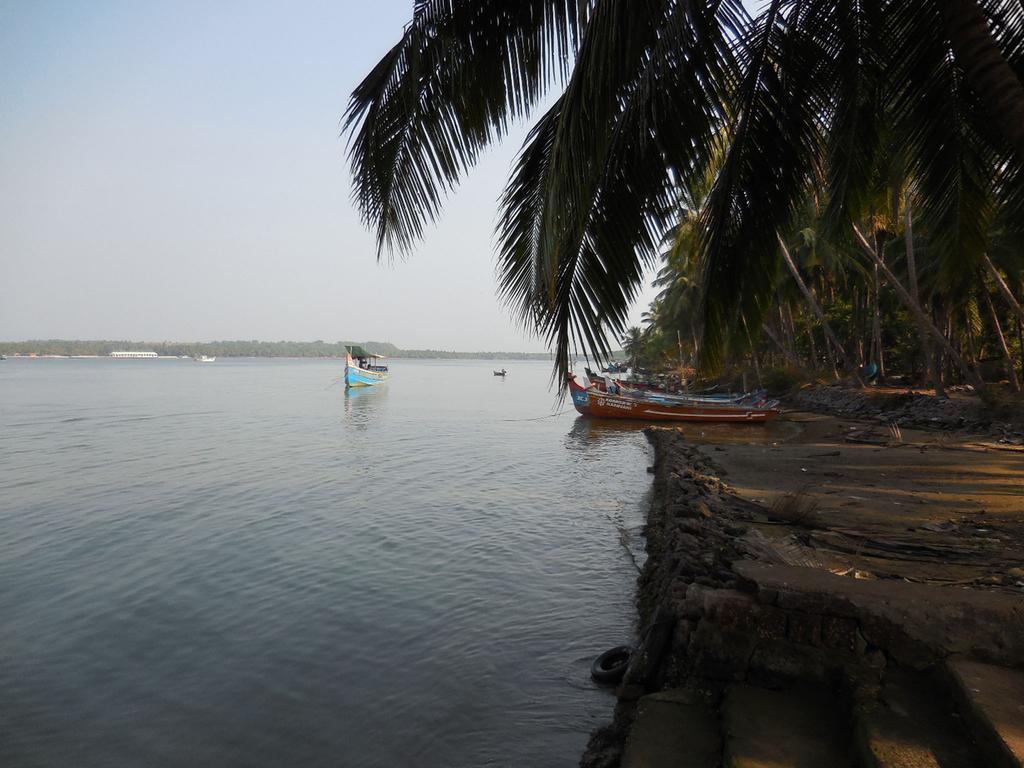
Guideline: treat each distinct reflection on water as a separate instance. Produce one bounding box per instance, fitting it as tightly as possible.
[565,416,646,450]
[343,384,387,430]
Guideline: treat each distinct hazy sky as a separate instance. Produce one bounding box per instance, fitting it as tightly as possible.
[1,1,755,351]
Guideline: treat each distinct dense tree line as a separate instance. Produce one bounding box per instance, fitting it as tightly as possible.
[0,339,556,360]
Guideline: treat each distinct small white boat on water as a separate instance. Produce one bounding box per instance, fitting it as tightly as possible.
[194,355,216,363]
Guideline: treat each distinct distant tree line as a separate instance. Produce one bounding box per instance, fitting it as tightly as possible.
[0,339,561,360]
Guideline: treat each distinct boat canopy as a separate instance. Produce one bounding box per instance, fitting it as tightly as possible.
[347,346,386,359]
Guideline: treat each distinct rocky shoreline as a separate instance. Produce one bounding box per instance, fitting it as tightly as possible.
[789,383,1024,441]
[581,424,1024,768]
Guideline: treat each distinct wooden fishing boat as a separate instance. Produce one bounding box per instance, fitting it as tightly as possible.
[568,375,780,423]
[345,348,389,388]
[493,369,507,377]
[617,382,769,406]
[584,368,758,404]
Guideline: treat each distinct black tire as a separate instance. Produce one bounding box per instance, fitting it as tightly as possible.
[591,645,632,685]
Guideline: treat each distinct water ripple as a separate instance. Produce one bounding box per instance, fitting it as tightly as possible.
[0,358,651,767]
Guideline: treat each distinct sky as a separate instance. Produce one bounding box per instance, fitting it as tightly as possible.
[0,1,756,351]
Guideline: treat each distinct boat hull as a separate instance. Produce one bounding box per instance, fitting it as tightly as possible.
[345,354,388,388]
[569,377,778,423]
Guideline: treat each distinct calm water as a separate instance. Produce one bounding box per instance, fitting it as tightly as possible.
[0,358,653,767]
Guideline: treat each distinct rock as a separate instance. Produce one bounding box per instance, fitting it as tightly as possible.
[620,690,721,768]
[786,611,823,646]
[723,684,850,768]
[946,658,1024,768]
[689,623,756,681]
[820,615,860,653]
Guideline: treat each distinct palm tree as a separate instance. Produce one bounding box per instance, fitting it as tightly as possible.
[344,0,1024,382]
[621,327,645,371]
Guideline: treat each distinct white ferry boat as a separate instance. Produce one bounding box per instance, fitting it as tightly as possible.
[194,355,216,363]
[110,351,158,359]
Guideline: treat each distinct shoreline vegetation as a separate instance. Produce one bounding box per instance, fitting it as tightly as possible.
[0,340,589,361]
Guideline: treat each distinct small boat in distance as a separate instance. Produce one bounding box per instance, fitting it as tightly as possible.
[493,369,507,377]
[194,355,216,363]
[568,374,780,424]
[345,347,389,388]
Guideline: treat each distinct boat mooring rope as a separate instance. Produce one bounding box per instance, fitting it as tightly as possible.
[499,408,574,422]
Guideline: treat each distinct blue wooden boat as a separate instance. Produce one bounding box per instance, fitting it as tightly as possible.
[345,348,389,388]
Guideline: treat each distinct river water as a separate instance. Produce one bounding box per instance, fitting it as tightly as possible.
[0,358,652,767]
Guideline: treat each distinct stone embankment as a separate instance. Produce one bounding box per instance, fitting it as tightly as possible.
[790,383,1024,440]
[581,428,1024,768]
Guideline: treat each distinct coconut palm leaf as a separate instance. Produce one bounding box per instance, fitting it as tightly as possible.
[343,0,584,256]
[887,0,998,292]
[819,0,885,240]
[697,0,833,372]
[496,0,746,383]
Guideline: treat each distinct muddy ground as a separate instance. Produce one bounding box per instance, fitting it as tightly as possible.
[691,411,1024,589]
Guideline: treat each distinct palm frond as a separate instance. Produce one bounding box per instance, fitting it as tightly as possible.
[697,0,832,372]
[495,0,746,386]
[888,0,998,291]
[344,0,584,256]
[819,0,885,240]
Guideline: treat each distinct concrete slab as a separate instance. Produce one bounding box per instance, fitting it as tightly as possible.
[734,562,1024,667]
[946,659,1024,768]
[723,683,851,768]
[856,669,981,768]
[621,689,721,768]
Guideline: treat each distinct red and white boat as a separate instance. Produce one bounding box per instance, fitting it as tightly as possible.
[568,374,780,424]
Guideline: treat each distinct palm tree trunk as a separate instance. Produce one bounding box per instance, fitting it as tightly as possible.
[807,282,840,378]
[805,314,819,370]
[940,0,1024,162]
[824,332,840,380]
[872,230,888,379]
[904,192,936,389]
[937,299,954,385]
[982,287,1021,391]
[852,285,865,366]
[779,301,797,362]
[966,306,979,368]
[1017,316,1024,381]
[871,260,885,377]
[778,234,851,369]
[742,316,763,388]
[786,303,799,357]
[982,253,1024,325]
[852,224,983,386]
[762,322,802,369]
